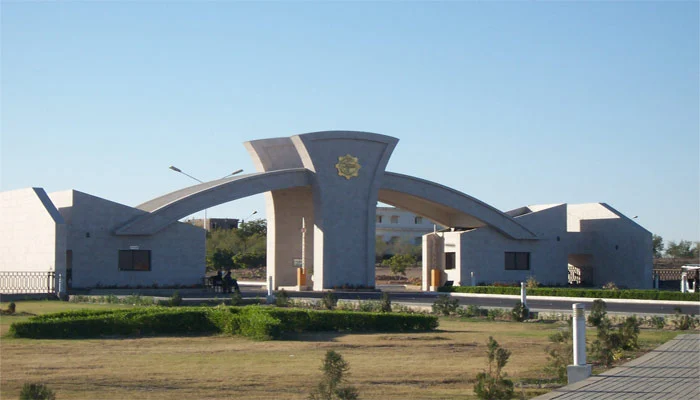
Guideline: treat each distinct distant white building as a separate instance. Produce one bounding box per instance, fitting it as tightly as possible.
[375,206,442,246]
[423,203,653,290]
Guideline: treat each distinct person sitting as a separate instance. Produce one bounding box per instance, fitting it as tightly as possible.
[223,270,239,294]
[211,271,223,292]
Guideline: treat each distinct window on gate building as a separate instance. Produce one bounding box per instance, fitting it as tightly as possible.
[376,215,383,223]
[390,215,399,224]
[504,252,530,270]
[414,216,422,224]
[445,252,456,270]
[119,250,151,271]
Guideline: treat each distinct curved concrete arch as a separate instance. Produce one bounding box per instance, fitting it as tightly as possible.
[379,172,537,240]
[115,169,313,235]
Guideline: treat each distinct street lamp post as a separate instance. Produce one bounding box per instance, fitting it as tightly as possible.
[241,210,258,225]
[168,165,243,231]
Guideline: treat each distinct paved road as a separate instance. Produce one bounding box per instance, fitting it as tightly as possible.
[235,288,700,315]
[533,334,700,400]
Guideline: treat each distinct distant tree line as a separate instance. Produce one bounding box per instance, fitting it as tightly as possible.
[206,219,267,271]
[652,234,699,260]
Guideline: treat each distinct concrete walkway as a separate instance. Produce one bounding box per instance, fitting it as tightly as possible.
[534,334,700,400]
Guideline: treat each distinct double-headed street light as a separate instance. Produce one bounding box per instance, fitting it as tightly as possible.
[168,165,244,231]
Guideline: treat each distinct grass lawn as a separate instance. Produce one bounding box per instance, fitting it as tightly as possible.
[0,300,680,400]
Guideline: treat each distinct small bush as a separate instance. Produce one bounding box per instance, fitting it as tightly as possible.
[603,282,618,291]
[545,319,573,383]
[230,291,243,306]
[591,316,627,367]
[474,336,514,400]
[620,315,641,350]
[275,289,290,307]
[510,301,529,322]
[526,276,539,289]
[380,292,392,313]
[168,291,183,307]
[672,309,698,331]
[457,305,485,318]
[588,299,607,328]
[487,309,504,321]
[308,350,359,400]
[432,295,459,316]
[322,292,338,310]
[7,302,16,314]
[648,316,666,330]
[20,383,56,400]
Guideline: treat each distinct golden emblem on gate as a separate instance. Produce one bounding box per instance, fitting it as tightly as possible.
[335,154,361,179]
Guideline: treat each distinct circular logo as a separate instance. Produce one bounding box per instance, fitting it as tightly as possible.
[335,154,361,180]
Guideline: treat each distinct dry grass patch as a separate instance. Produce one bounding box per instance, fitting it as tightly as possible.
[0,301,678,400]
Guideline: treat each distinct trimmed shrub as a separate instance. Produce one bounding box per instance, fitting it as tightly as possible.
[237,307,282,340]
[8,302,16,314]
[20,383,56,400]
[10,306,438,340]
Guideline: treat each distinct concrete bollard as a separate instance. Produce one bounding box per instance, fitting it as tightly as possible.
[266,276,276,303]
[567,303,592,384]
[57,273,66,299]
[470,271,475,287]
[654,273,659,290]
[681,272,688,293]
[520,282,527,307]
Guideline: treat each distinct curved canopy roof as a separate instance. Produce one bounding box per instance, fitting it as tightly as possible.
[116,168,535,239]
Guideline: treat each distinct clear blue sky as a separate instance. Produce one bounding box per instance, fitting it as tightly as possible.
[2,1,698,243]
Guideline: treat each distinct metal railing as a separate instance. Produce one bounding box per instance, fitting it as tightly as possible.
[0,271,56,295]
[653,268,695,281]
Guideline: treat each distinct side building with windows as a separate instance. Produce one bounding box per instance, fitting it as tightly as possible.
[423,203,652,290]
[0,187,205,290]
[376,206,442,247]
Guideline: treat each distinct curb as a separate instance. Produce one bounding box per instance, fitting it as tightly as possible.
[428,291,700,306]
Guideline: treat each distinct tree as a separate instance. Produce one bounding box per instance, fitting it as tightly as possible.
[474,336,514,400]
[387,254,416,276]
[652,234,664,258]
[666,240,698,259]
[205,219,267,271]
[308,351,359,400]
[207,248,236,270]
[238,219,267,238]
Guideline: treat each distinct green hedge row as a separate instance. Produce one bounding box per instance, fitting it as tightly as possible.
[10,308,218,339]
[10,306,438,341]
[437,286,700,301]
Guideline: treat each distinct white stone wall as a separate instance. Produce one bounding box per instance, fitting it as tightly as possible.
[434,203,652,289]
[571,204,652,288]
[49,190,205,288]
[0,188,66,274]
[453,204,569,287]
